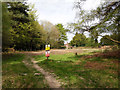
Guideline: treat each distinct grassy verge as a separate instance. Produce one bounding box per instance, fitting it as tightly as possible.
[2,54,49,88]
[34,50,119,88]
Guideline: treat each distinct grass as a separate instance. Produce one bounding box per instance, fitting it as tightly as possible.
[2,49,119,88]
[34,50,119,88]
[34,51,98,62]
[34,53,81,62]
[2,54,49,88]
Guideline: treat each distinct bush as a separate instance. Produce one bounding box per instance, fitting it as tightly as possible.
[59,46,66,49]
[112,45,119,50]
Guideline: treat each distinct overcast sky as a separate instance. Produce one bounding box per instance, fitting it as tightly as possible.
[27,0,102,43]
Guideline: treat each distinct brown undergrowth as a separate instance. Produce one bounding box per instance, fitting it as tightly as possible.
[82,50,119,75]
[84,50,120,59]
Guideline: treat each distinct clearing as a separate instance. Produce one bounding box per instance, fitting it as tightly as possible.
[2,48,119,88]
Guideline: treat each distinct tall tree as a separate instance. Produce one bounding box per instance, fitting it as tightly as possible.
[2,2,11,51]
[6,2,46,51]
[56,24,68,47]
[26,6,46,50]
[41,21,60,48]
[7,2,30,50]
[72,1,120,44]
[56,24,68,41]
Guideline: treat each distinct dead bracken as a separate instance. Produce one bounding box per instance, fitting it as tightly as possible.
[84,61,117,70]
[84,50,120,59]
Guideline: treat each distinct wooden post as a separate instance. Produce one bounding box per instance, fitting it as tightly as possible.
[75,52,77,56]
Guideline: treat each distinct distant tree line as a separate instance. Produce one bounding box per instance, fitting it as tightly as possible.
[70,32,120,47]
[2,2,68,51]
[70,32,97,47]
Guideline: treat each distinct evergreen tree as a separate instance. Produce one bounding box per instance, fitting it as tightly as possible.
[56,24,69,48]
[70,32,87,47]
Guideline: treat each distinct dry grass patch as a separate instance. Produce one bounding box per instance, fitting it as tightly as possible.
[84,61,110,70]
[84,50,120,59]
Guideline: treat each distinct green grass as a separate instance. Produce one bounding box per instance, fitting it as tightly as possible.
[2,54,49,88]
[34,51,119,88]
[34,51,96,62]
[34,53,81,62]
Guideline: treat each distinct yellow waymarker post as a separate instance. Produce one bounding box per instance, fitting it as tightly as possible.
[45,45,50,50]
[45,44,50,60]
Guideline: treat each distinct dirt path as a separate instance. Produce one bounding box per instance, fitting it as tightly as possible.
[23,56,61,88]
[31,58,61,88]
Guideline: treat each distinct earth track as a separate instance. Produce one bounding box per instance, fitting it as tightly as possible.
[23,55,61,88]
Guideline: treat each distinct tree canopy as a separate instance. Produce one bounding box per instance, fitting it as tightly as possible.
[56,24,69,47]
[71,1,120,45]
[2,1,69,51]
[2,2,11,50]
[2,2,47,51]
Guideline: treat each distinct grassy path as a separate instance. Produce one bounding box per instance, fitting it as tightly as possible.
[23,55,61,88]
[31,58,61,88]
